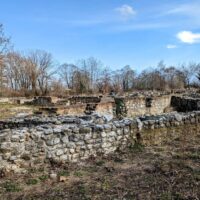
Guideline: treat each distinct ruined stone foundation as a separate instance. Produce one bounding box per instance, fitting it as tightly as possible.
[0,111,200,173]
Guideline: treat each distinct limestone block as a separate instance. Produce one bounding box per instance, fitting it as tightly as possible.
[61,136,69,144]
[60,155,68,161]
[79,127,91,134]
[11,135,20,142]
[46,137,60,146]
[69,148,75,154]
[100,132,107,138]
[84,133,92,140]
[56,149,64,156]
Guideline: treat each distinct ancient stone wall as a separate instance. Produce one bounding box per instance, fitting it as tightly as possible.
[95,102,114,117]
[69,96,102,105]
[0,98,10,103]
[171,96,200,112]
[0,111,200,173]
[1,95,173,118]
[57,105,87,116]
[0,115,131,173]
[125,95,171,117]
[0,97,33,104]
[31,96,59,106]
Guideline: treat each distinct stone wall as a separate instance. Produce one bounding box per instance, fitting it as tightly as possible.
[171,95,200,112]
[39,102,114,117]
[125,95,171,117]
[137,112,200,145]
[69,96,102,105]
[0,97,33,104]
[0,98,10,103]
[95,102,114,117]
[0,111,200,173]
[1,95,172,118]
[38,96,115,116]
[31,96,59,106]
[0,115,131,173]
[57,105,87,115]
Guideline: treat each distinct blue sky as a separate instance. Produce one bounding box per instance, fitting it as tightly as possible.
[1,0,200,71]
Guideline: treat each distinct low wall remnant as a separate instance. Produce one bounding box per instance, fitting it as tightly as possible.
[0,111,200,173]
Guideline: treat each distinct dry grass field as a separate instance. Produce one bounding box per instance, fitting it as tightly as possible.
[0,104,36,120]
[0,125,199,200]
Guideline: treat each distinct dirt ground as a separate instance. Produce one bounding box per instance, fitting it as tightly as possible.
[0,125,199,200]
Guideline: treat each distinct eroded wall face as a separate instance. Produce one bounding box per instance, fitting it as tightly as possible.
[57,104,86,115]
[140,124,200,146]
[95,102,114,117]
[125,95,171,117]
[171,96,200,112]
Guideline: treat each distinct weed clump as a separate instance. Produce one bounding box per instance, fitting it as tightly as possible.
[2,181,22,192]
[26,178,38,185]
[39,175,48,182]
[129,142,144,153]
[58,170,70,177]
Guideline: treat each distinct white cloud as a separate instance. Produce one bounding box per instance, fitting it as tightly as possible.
[166,44,177,49]
[177,31,200,44]
[115,5,136,19]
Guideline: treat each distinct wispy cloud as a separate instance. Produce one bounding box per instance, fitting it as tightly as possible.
[115,4,136,20]
[156,1,200,29]
[111,22,169,32]
[21,3,185,33]
[28,16,108,27]
[163,1,200,27]
[165,2,200,17]
[177,31,200,44]
[166,44,177,49]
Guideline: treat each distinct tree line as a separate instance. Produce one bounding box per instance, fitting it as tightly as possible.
[0,23,200,97]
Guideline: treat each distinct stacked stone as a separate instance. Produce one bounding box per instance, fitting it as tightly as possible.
[137,112,200,130]
[0,116,133,173]
[171,96,200,112]
[0,111,200,173]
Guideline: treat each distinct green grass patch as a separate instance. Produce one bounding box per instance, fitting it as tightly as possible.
[74,171,83,177]
[58,170,70,177]
[95,160,105,166]
[129,142,144,153]
[2,181,22,192]
[26,178,38,185]
[39,175,48,182]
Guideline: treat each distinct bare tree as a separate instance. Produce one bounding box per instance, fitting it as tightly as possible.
[50,79,66,97]
[28,50,55,96]
[86,57,102,91]
[77,57,102,92]
[72,69,90,94]
[163,66,184,90]
[121,65,135,91]
[0,24,10,55]
[112,70,123,93]
[59,63,78,89]
[134,62,186,91]
[0,24,10,96]
[5,50,55,96]
[97,67,112,94]
[181,63,200,88]
[4,52,33,96]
